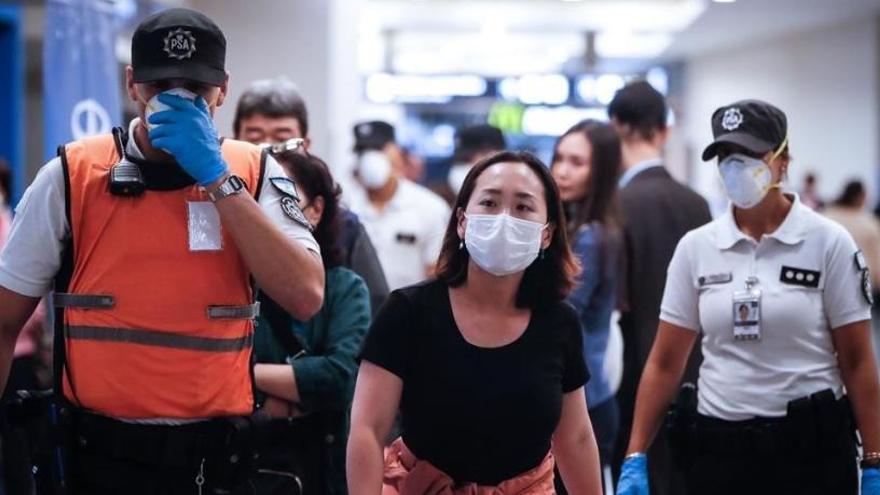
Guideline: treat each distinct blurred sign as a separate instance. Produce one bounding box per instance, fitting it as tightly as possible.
[488,102,525,134]
[366,73,488,104]
[44,0,122,160]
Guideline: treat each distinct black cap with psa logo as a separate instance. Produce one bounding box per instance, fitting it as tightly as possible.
[131,8,226,87]
[701,99,787,161]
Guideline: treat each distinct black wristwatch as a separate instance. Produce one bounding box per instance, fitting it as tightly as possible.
[862,458,880,470]
[207,175,246,203]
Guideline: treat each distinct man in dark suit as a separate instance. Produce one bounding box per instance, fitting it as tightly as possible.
[610,81,711,495]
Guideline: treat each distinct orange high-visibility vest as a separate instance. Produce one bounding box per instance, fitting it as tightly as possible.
[56,132,266,419]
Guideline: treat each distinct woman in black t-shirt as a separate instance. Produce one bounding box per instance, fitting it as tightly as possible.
[347,151,603,494]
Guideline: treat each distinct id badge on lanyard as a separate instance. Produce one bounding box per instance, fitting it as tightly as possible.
[733,276,761,341]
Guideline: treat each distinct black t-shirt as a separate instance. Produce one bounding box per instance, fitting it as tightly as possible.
[360,279,589,485]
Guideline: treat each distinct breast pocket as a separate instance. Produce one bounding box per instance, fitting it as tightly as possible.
[767,266,826,332]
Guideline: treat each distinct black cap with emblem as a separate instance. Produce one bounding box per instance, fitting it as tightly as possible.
[353,121,395,153]
[131,8,226,86]
[454,124,506,162]
[701,100,787,161]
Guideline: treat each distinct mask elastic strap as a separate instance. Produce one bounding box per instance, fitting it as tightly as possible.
[769,136,788,162]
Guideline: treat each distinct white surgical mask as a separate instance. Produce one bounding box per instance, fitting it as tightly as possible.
[447,163,472,195]
[718,153,780,209]
[143,88,198,131]
[357,150,392,190]
[465,213,546,277]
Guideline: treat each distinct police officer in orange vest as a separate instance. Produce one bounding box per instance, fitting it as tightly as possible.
[0,8,325,494]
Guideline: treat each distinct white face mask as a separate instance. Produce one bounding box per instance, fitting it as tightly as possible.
[357,150,392,190]
[718,153,779,209]
[464,213,547,277]
[142,87,198,131]
[447,163,472,195]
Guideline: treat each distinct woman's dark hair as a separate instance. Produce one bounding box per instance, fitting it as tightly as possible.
[835,180,866,207]
[551,120,622,238]
[435,151,580,309]
[0,159,10,203]
[273,151,343,268]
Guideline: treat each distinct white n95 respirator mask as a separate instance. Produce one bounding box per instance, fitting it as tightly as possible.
[356,150,392,190]
[718,154,779,209]
[465,213,547,277]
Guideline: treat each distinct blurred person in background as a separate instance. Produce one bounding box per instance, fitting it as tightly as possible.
[233,78,389,315]
[825,180,880,288]
[617,100,880,495]
[825,180,880,360]
[800,173,825,211]
[0,161,46,400]
[400,147,426,183]
[347,121,450,291]
[609,80,712,495]
[551,120,624,494]
[434,124,507,205]
[347,151,602,494]
[247,150,371,495]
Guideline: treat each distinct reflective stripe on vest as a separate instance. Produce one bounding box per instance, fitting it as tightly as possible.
[60,134,264,419]
[66,325,254,352]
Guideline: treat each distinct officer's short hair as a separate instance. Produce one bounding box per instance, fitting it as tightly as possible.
[234,77,309,137]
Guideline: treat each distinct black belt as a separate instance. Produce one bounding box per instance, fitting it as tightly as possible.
[693,414,794,455]
[71,410,252,468]
[692,395,854,456]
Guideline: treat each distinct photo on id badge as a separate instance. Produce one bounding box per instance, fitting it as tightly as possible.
[733,290,761,341]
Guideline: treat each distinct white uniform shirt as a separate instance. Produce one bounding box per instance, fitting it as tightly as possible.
[660,194,871,421]
[0,119,319,299]
[348,179,451,291]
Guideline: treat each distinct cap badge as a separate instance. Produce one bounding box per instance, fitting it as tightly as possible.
[163,28,197,60]
[358,124,373,136]
[721,107,743,131]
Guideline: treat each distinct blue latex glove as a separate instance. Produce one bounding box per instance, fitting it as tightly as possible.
[863,468,880,494]
[147,93,228,186]
[616,454,649,495]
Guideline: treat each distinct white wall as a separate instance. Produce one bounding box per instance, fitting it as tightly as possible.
[683,16,880,212]
[187,0,362,182]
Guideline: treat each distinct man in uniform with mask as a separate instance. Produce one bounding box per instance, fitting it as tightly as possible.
[0,8,324,493]
[610,81,711,495]
[433,124,506,206]
[347,120,450,291]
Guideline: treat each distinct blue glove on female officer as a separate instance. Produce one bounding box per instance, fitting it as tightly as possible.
[147,93,229,186]
[616,453,649,495]
[614,453,880,494]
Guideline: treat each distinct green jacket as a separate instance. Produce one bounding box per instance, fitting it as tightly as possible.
[254,266,371,494]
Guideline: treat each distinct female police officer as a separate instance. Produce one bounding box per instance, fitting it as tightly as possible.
[616,100,880,495]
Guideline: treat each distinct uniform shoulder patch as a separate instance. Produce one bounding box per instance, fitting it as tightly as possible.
[270,177,300,201]
[855,250,869,271]
[280,196,311,230]
[856,251,874,305]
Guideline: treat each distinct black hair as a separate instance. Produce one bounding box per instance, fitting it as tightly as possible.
[234,78,309,137]
[435,151,580,309]
[272,151,343,268]
[0,159,10,203]
[835,180,866,207]
[607,80,667,142]
[551,120,622,237]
